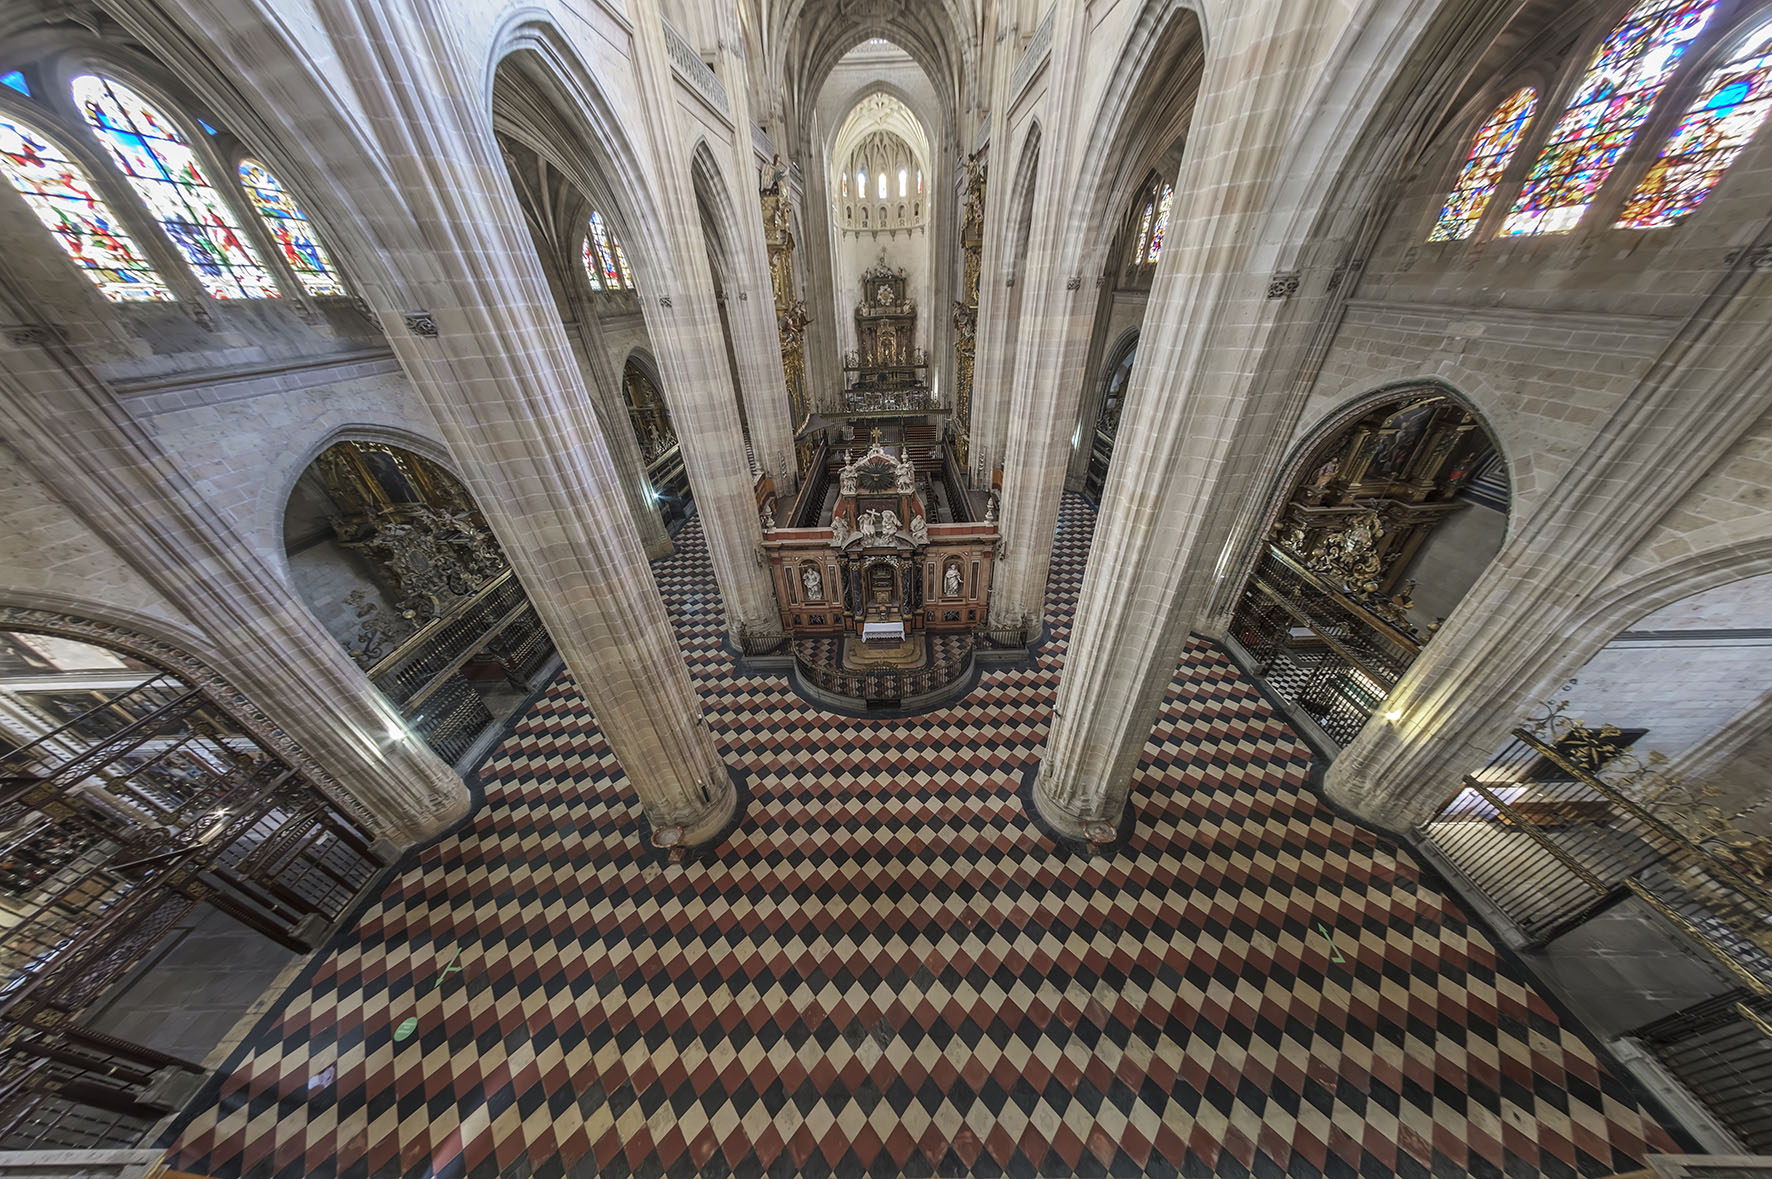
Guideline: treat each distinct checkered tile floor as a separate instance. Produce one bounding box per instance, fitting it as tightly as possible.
[163,495,1677,1179]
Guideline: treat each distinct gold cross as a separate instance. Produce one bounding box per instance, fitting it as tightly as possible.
[870,426,884,446]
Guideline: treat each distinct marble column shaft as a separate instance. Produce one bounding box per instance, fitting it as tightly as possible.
[561,302,673,562]
[0,331,465,846]
[301,0,740,841]
[1030,2,1371,836]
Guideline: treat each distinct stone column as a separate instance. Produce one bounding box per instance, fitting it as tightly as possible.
[560,301,673,562]
[1324,264,1772,828]
[292,0,744,843]
[1026,2,1373,838]
[0,331,466,847]
[691,43,799,496]
[625,3,784,649]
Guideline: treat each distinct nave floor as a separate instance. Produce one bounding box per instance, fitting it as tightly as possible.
[163,496,1677,1179]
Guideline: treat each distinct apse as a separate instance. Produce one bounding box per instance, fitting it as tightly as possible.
[823,69,936,380]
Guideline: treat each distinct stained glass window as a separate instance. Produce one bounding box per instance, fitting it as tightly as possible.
[1503,0,1719,236]
[898,167,907,197]
[585,211,634,290]
[1617,20,1772,227]
[917,169,923,193]
[856,170,865,196]
[0,115,173,301]
[236,159,346,296]
[72,74,281,298]
[1135,202,1153,259]
[1146,183,1173,262]
[877,172,886,199]
[1428,87,1538,241]
[580,235,603,290]
[610,233,635,287]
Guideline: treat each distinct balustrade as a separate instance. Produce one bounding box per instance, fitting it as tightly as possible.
[0,659,387,1150]
[1418,722,1772,1149]
[1231,544,1421,744]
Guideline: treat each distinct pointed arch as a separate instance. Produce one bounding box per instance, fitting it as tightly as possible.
[1427,85,1537,241]
[236,158,348,295]
[0,110,174,301]
[71,73,282,298]
[1502,0,1721,236]
[1616,17,1772,227]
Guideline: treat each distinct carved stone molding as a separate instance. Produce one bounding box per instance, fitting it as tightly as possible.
[1326,260,1364,292]
[0,606,386,833]
[1267,272,1301,300]
[1065,276,1082,290]
[403,312,438,337]
[658,295,674,308]
[4,324,51,346]
[1724,244,1772,270]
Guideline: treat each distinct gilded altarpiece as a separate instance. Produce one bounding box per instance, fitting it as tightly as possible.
[952,156,985,472]
[1268,397,1492,631]
[761,182,814,478]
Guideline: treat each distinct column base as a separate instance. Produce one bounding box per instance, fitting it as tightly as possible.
[652,764,747,854]
[1023,765,1127,851]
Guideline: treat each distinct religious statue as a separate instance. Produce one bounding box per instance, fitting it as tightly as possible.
[760,500,775,530]
[944,564,963,598]
[760,152,787,194]
[909,514,929,546]
[840,464,859,496]
[830,515,851,548]
[895,457,916,494]
[879,508,901,536]
[961,153,987,239]
[984,494,998,526]
[801,564,822,600]
[858,509,882,541]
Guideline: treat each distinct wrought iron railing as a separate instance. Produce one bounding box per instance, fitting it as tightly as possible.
[1231,545,1421,744]
[1632,991,1772,1151]
[841,387,940,415]
[365,569,528,712]
[1418,724,1772,1149]
[0,656,389,1151]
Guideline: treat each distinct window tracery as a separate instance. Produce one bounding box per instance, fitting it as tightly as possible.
[0,113,174,301]
[584,210,635,291]
[1428,86,1538,241]
[236,159,347,296]
[1616,19,1772,226]
[1145,184,1172,262]
[1502,0,1719,235]
[71,74,281,298]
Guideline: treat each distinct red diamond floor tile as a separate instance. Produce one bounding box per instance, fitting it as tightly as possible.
[161,495,1678,1179]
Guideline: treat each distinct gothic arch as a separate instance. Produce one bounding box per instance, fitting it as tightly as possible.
[488,26,683,299]
[270,423,458,590]
[1518,538,1772,718]
[1064,2,1207,280]
[688,138,746,296]
[0,597,379,832]
[624,346,666,392]
[1279,379,1514,532]
[1004,121,1043,283]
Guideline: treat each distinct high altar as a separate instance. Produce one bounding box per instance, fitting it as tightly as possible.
[761,432,998,708]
